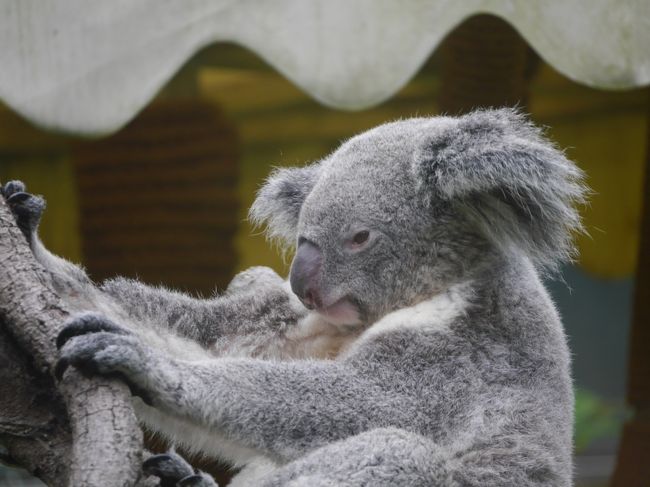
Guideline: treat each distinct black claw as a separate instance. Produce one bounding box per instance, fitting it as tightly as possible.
[143,452,195,487]
[6,191,31,204]
[143,452,194,476]
[3,187,45,240]
[2,180,26,197]
[142,454,170,473]
[56,314,128,349]
[54,357,70,381]
[124,378,154,406]
[54,356,98,381]
[178,474,215,487]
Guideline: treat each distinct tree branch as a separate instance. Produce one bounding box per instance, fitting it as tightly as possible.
[0,322,70,486]
[0,196,143,486]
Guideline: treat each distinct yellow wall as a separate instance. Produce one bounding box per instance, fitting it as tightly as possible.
[0,110,82,262]
[198,56,647,279]
[529,67,647,278]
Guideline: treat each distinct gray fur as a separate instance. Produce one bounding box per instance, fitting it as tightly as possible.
[3,108,585,486]
[412,109,586,273]
[250,163,322,248]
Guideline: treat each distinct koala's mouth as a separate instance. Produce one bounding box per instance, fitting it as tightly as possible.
[316,297,362,326]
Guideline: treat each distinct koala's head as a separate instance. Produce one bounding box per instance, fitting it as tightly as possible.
[251,108,586,327]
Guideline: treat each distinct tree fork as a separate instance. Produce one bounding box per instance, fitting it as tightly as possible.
[0,194,143,486]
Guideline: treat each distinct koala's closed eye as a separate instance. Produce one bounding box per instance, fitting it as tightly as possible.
[345,229,373,251]
[352,230,369,245]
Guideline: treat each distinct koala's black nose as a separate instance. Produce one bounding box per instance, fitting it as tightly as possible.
[290,239,323,309]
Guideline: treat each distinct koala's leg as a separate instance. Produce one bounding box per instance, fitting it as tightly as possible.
[258,427,563,487]
[142,450,218,487]
[256,427,443,487]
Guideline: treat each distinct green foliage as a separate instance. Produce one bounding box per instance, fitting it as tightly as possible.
[574,388,629,452]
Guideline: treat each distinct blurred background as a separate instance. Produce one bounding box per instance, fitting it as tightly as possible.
[0,5,648,487]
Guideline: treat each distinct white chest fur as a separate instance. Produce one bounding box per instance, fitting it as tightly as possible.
[280,280,473,359]
[351,281,472,348]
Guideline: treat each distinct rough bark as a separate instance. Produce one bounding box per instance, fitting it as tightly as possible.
[611,86,650,487]
[0,323,70,485]
[0,196,143,486]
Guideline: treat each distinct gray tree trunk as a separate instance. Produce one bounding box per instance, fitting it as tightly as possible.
[0,196,143,486]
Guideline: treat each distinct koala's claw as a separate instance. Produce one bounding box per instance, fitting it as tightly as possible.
[55,313,155,403]
[1,180,26,197]
[55,313,134,380]
[56,312,131,350]
[143,451,218,487]
[1,180,45,240]
[55,312,147,385]
[54,345,100,381]
[7,191,31,203]
[177,475,217,487]
[143,452,194,486]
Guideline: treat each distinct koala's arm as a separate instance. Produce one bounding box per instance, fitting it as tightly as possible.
[100,266,303,346]
[1,181,97,295]
[2,182,305,347]
[56,314,401,463]
[57,312,564,485]
[180,363,396,460]
[144,359,387,461]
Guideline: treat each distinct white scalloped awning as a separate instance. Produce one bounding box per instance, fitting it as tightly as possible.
[1,0,649,135]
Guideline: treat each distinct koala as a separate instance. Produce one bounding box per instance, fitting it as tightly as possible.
[2,108,586,487]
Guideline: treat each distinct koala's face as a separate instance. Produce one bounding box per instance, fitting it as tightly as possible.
[251,109,586,327]
[288,127,478,326]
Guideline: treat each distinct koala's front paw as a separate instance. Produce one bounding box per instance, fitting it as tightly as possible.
[1,180,45,241]
[143,451,218,487]
[55,312,153,403]
[226,266,285,294]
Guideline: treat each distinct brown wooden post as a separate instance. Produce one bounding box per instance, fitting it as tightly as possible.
[72,67,240,485]
[437,14,536,115]
[72,101,240,295]
[611,90,650,487]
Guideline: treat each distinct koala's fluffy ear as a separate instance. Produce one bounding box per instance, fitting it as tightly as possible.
[249,163,321,247]
[413,108,587,273]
